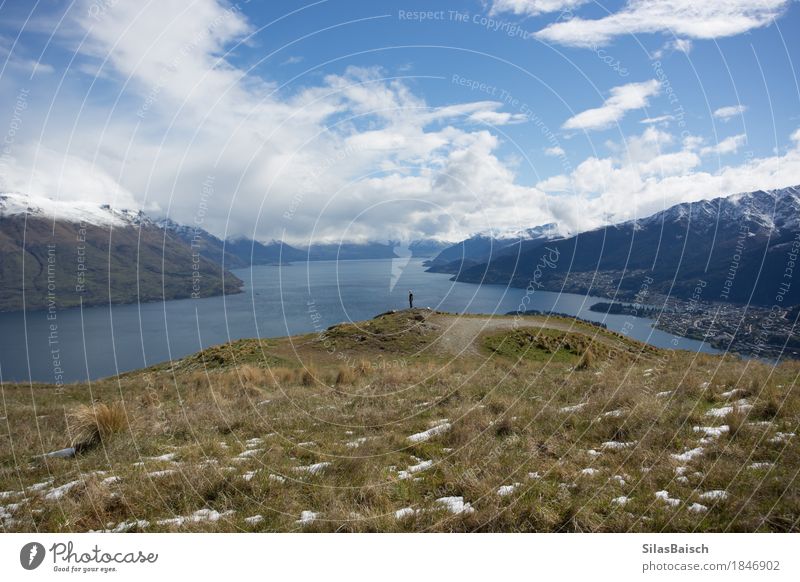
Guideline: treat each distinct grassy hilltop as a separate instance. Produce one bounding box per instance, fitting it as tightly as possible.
[1,309,798,532]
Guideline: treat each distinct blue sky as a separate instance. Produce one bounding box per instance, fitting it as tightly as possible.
[1,0,799,243]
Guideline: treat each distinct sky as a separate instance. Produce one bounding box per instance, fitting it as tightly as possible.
[1,0,799,244]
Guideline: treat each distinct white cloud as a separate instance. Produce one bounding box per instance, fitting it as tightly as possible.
[792,128,800,143]
[536,127,800,233]
[489,0,590,16]
[563,80,660,131]
[536,1,789,47]
[713,104,747,121]
[640,114,673,125]
[700,134,747,156]
[544,146,565,156]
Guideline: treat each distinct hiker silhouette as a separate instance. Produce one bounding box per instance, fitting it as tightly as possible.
[408,290,414,309]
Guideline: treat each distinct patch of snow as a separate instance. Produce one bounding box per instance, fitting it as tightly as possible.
[101,476,120,486]
[245,515,264,525]
[294,462,331,475]
[655,490,680,507]
[234,448,262,461]
[601,440,637,450]
[612,475,626,486]
[497,483,521,497]
[688,503,707,513]
[44,479,82,500]
[527,472,541,480]
[611,496,629,506]
[345,437,369,448]
[748,462,774,470]
[297,441,317,447]
[147,453,177,462]
[245,438,263,448]
[693,425,729,438]
[671,447,704,462]
[147,470,177,478]
[296,510,319,525]
[698,490,728,501]
[769,432,795,444]
[157,509,234,527]
[268,474,286,483]
[407,421,451,443]
[655,391,673,398]
[720,388,743,398]
[0,191,147,228]
[394,507,418,519]
[706,399,752,417]
[243,471,257,482]
[586,449,602,457]
[436,496,475,514]
[559,402,587,413]
[581,468,599,476]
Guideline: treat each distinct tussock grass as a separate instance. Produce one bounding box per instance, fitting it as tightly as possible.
[68,402,127,451]
[1,312,797,532]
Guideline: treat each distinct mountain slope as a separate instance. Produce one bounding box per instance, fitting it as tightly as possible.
[0,193,243,312]
[454,186,800,306]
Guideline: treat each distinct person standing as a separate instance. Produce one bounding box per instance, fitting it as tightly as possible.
[408,290,414,309]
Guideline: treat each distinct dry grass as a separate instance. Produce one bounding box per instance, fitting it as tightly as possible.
[1,312,798,533]
[68,402,128,451]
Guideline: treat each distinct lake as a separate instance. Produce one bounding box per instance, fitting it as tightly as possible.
[0,258,718,383]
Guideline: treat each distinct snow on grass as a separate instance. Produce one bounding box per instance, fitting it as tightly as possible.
[655,490,680,507]
[528,472,541,480]
[93,519,150,533]
[601,440,637,451]
[245,515,264,525]
[147,470,177,478]
[234,448,262,461]
[580,468,599,476]
[0,491,20,500]
[698,490,728,501]
[559,402,587,413]
[611,475,627,486]
[297,441,317,447]
[268,474,286,483]
[394,507,419,519]
[345,437,369,448]
[243,471,257,482]
[436,496,475,514]
[720,388,744,399]
[748,462,774,470]
[398,459,433,480]
[586,449,602,457]
[688,503,708,513]
[611,496,629,506]
[706,399,752,417]
[497,483,521,497]
[407,420,451,443]
[157,509,234,527]
[671,447,704,462]
[769,432,795,444]
[294,462,331,475]
[693,425,729,438]
[28,479,54,492]
[296,510,320,525]
[655,390,673,398]
[245,438,263,448]
[146,453,177,462]
[44,479,82,501]
[101,476,121,486]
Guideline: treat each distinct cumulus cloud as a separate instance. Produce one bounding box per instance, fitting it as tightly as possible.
[700,134,747,156]
[536,126,800,233]
[713,104,747,121]
[544,146,565,156]
[489,0,589,16]
[562,80,660,131]
[536,0,789,47]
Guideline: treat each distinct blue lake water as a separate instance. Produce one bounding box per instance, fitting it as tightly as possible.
[0,258,719,383]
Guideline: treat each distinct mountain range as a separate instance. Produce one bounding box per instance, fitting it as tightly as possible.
[431,185,800,307]
[0,192,450,312]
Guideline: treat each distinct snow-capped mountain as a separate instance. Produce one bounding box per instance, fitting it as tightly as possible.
[0,191,150,227]
[0,192,242,312]
[426,222,560,274]
[452,185,800,306]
